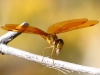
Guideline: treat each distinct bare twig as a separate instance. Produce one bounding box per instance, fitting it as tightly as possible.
[0,22,100,75]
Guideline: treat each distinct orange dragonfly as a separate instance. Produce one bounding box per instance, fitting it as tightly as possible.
[1,18,99,60]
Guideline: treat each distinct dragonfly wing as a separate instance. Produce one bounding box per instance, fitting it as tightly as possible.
[47,18,88,34]
[23,26,48,36]
[58,20,99,33]
[1,24,30,32]
[1,24,19,30]
[1,26,15,31]
[5,24,18,28]
[1,24,48,38]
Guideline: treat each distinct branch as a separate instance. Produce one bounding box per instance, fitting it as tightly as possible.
[0,22,100,75]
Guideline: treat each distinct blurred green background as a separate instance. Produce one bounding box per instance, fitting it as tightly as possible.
[0,0,100,75]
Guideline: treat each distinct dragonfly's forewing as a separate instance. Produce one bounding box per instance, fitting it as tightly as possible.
[52,20,99,34]
[47,18,90,34]
[1,24,48,37]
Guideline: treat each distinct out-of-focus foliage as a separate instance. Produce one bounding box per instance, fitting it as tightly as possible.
[0,0,100,75]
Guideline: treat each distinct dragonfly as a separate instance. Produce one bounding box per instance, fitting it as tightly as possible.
[1,18,99,61]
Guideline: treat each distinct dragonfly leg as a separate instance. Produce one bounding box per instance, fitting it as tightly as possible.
[56,53,60,60]
[51,47,55,64]
[42,46,53,61]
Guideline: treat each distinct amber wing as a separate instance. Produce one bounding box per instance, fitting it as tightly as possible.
[1,24,48,38]
[47,18,99,34]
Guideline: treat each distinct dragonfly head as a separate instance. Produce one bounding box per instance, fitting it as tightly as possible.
[55,39,64,55]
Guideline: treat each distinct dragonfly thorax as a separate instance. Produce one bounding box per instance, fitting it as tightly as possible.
[46,34,58,45]
[46,34,64,54]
